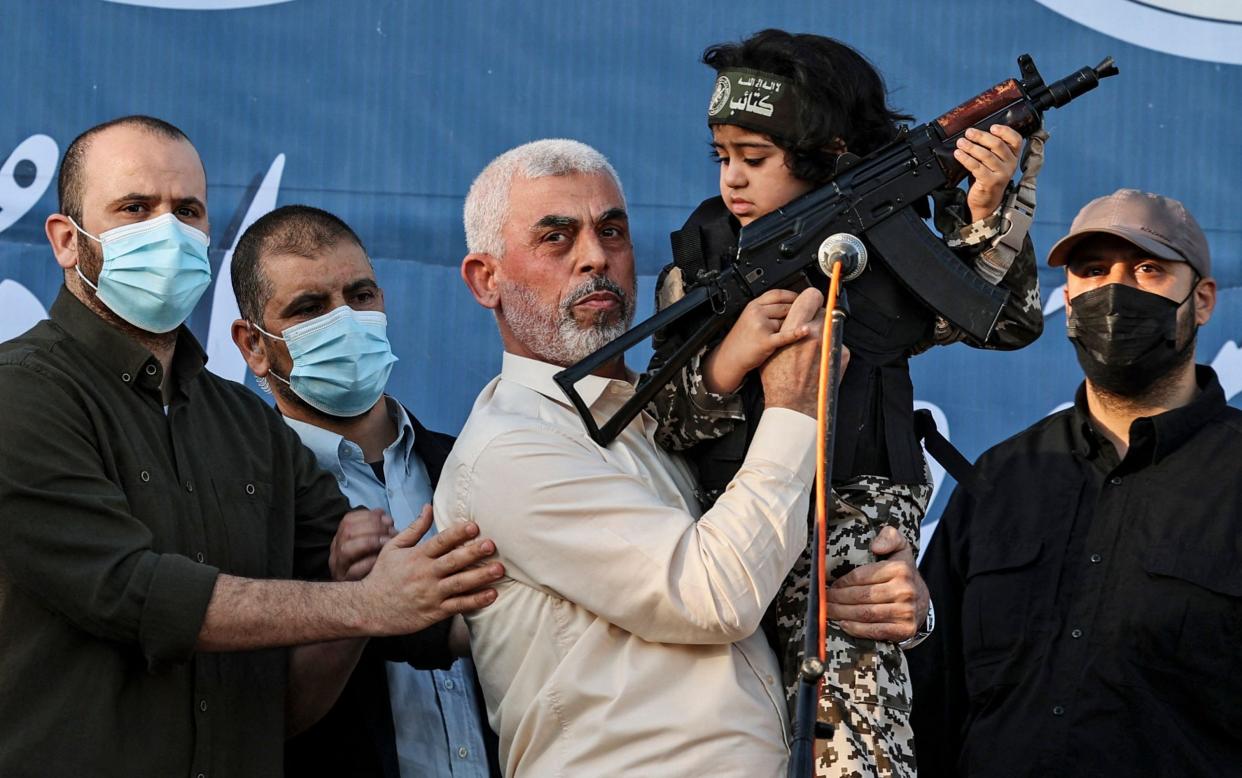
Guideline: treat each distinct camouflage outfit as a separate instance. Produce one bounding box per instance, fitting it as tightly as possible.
[782,476,930,778]
[646,185,1042,778]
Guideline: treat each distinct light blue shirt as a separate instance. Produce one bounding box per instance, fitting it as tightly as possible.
[286,398,490,778]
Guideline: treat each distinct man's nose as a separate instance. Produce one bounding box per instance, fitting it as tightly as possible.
[574,233,609,275]
[1107,264,1136,287]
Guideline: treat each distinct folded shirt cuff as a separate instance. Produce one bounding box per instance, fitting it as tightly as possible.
[138,553,220,668]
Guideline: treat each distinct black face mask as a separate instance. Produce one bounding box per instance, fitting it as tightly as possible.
[1066,282,1197,396]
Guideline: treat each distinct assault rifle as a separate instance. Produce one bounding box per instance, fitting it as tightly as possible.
[555,54,1118,445]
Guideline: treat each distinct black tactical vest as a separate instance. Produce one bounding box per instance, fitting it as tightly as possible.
[655,196,935,504]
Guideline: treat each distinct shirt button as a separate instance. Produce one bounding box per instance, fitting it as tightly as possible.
[1071,628,1083,639]
[1109,476,1122,485]
[145,364,158,376]
[1090,553,1102,564]
[197,773,206,778]
[195,552,205,563]
[457,746,469,759]
[140,470,151,482]
[443,678,455,690]
[121,372,132,382]
[185,481,194,493]
[245,483,256,495]
[199,699,208,712]
[1052,705,1065,716]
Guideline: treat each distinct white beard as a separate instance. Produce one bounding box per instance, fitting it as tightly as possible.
[500,277,635,366]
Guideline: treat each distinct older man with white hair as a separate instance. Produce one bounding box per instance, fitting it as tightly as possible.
[434,138,831,777]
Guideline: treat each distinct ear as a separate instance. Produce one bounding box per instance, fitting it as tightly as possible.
[461,252,501,310]
[230,318,272,378]
[46,213,80,270]
[1192,276,1217,326]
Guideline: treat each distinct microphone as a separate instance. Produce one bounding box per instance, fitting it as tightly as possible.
[817,233,868,281]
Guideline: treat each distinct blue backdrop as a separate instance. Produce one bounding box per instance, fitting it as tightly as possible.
[3,0,1240,533]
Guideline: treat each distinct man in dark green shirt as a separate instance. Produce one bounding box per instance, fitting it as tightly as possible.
[0,116,504,778]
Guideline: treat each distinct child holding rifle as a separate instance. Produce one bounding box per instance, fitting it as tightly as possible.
[648,29,1044,778]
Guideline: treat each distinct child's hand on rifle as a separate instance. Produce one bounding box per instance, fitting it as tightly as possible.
[956,124,1023,222]
[702,288,818,395]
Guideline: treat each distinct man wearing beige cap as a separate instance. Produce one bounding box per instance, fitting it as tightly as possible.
[909,189,1242,777]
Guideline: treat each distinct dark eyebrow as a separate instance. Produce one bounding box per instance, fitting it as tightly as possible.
[1065,254,1110,272]
[105,193,206,211]
[279,290,329,317]
[532,215,580,232]
[1070,258,1112,269]
[174,196,206,211]
[708,140,775,151]
[597,207,628,225]
[344,278,379,295]
[106,192,156,208]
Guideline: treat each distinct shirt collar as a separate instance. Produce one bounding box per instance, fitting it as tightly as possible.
[1142,364,1225,464]
[284,395,415,480]
[500,351,635,409]
[1071,364,1226,469]
[49,285,206,393]
[1070,383,1105,461]
[387,397,418,463]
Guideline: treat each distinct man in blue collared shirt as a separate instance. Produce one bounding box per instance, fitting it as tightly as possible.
[228,204,498,777]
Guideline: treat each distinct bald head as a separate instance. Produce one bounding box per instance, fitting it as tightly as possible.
[57,115,201,225]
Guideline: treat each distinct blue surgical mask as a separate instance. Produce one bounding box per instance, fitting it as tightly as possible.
[70,212,212,333]
[254,305,397,417]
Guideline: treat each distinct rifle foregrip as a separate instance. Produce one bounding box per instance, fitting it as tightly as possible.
[935,79,1024,137]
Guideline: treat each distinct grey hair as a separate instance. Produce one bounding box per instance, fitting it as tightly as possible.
[463,139,625,256]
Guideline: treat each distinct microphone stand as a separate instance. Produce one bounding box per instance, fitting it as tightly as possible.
[787,236,863,778]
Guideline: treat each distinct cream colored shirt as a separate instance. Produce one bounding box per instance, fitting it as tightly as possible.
[434,353,816,778]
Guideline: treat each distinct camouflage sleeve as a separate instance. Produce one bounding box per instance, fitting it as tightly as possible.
[926,187,1043,352]
[644,264,745,452]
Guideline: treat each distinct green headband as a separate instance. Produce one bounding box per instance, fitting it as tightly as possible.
[706,67,799,137]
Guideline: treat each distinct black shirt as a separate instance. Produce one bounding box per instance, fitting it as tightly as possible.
[910,365,1242,777]
[0,288,350,777]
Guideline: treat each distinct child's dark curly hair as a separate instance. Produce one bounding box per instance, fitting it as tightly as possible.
[703,29,914,185]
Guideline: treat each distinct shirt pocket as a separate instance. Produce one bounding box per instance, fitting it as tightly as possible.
[1126,546,1242,718]
[961,537,1045,694]
[211,477,273,579]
